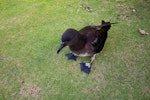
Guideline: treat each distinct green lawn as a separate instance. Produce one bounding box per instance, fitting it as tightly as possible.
[0,0,150,100]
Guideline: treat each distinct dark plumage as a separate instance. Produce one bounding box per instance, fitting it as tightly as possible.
[57,20,116,74]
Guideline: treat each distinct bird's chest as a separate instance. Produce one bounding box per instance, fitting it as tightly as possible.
[69,43,94,57]
[73,52,91,57]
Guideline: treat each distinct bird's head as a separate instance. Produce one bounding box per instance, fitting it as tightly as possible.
[57,29,79,54]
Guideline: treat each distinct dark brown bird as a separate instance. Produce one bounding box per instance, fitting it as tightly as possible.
[57,20,116,74]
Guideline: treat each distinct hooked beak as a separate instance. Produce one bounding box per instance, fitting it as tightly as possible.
[57,42,66,54]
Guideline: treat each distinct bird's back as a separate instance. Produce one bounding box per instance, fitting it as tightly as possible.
[79,25,108,54]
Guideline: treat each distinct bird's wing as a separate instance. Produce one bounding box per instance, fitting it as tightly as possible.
[79,25,107,53]
[87,30,107,53]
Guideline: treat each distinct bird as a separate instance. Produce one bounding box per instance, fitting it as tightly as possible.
[57,20,116,74]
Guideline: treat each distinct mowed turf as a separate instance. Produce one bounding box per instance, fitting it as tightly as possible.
[0,0,150,100]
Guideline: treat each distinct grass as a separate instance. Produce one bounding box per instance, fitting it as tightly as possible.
[0,0,150,100]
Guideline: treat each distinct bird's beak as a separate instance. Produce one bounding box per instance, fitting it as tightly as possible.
[57,42,66,54]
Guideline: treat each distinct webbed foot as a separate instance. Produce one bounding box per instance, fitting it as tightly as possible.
[80,63,91,74]
[65,53,77,61]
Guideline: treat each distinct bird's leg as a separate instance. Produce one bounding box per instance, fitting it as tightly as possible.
[90,54,97,65]
[65,53,77,61]
[80,54,96,74]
